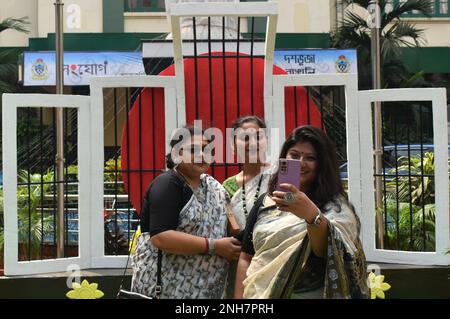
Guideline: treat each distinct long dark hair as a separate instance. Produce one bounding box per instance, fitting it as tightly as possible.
[268,125,345,210]
[166,126,210,169]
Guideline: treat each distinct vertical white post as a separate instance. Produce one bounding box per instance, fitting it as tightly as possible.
[168,12,187,126]
[432,90,450,263]
[2,95,19,273]
[344,75,363,223]
[89,76,177,268]
[165,87,178,154]
[89,83,106,265]
[358,88,449,265]
[263,13,278,123]
[2,94,91,275]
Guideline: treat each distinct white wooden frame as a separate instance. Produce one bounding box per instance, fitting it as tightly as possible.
[358,88,449,265]
[165,0,278,126]
[272,74,362,220]
[2,94,91,276]
[89,75,177,268]
[142,41,266,58]
[3,6,446,277]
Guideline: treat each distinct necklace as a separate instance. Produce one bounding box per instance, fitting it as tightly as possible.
[241,171,264,217]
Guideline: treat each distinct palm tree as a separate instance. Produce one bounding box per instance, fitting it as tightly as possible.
[331,0,433,89]
[0,17,29,94]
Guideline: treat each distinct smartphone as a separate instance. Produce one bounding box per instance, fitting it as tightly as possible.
[276,159,301,191]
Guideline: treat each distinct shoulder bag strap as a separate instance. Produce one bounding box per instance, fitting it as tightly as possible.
[154,249,162,298]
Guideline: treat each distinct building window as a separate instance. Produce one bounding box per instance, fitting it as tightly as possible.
[124,0,165,12]
[395,0,450,17]
[440,1,449,14]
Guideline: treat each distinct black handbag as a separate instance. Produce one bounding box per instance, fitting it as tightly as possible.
[117,247,163,299]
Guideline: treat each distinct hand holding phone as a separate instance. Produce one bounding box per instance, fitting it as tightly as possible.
[276,159,301,191]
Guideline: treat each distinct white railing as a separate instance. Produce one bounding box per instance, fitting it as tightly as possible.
[2,94,92,275]
[358,88,449,265]
[2,1,449,276]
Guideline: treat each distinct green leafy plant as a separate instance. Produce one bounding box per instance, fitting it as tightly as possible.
[387,152,439,206]
[104,156,125,194]
[104,156,122,180]
[1,157,126,262]
[0,17,29,94]
[383,152,450,251]
[384,196,435,251]
[16,169,55,260]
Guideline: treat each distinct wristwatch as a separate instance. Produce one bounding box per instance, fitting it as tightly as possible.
[208,238,216,254]
[306,209,323,227]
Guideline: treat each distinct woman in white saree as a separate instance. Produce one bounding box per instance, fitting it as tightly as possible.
[223,116,274,233]
[222,116,274,298]
[235,126,369,299]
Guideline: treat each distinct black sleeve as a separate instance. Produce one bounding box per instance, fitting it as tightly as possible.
[241,193,266,255]
[140,171,192,236]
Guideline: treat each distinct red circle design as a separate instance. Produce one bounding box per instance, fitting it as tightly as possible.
[121,52,322,214]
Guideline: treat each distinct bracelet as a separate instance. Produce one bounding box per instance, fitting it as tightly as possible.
[204,237,209,254]
[207,238,216,254]
[306,209,323,227]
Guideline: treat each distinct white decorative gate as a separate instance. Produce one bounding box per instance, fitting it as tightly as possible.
[2,1,448,276]
[2,94,92,275]
[358,88,449,265]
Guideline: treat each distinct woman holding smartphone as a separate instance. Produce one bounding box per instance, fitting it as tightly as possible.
[234,125,369,299]
[131,126,241,299]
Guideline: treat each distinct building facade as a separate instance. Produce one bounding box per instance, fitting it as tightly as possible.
[0,0,336,48]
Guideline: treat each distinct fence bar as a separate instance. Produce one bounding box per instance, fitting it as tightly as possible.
[419,104,426,250]
[250,17,255,114]
[26,107,32,261]
[126,88,132,244]
[151,87,157,186]
[222,17,229,178]
[64,108,69,254]
[393,109,400,249]
[208,17,216,178]
[236,17,241,117]
[193,17,200,119]
[113,88,119,254]
[52,110,57,249]
[40,108,44,259]
[381,107,388,247]
[407,120,414,250]
[125,88,132,253]
[138,91,143,242]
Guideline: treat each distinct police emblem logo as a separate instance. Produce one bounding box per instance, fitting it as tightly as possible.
[31,58,49,80]
[335,55,350,73]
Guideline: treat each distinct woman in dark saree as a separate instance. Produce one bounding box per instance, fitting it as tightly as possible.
[235,126,369,299]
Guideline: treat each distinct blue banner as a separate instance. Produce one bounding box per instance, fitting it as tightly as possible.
[274,49,357,75]
[24,51,146,86]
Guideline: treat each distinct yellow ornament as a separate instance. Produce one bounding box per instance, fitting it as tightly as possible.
[66,279,105,299]
[368,272,391,299]
[130,226,142,254]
